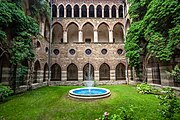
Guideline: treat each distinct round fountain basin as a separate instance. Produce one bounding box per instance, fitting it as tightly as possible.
[69,87,111,99]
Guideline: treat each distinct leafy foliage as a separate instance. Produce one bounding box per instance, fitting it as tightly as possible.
[166,65,180,82]
[0,84,13,101]
[125,0,180,67]
[136,83,153,94]
[157,87,180,119]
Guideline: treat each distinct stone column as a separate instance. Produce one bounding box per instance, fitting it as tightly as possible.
[102,9,104,18]
[79,30,83,42]
[62,71,67,81]
[109,30,113,43]
[95,7,97,18]
[110,70,115,81]
[94,29,98,43]
[78,71,83,82]
[94,71,99,81]
[41,22,45,36]
[147,67,153,84]
[2,67,10,85]
[87,6,89,18]
[72,7,74,18]
[57,8,59,17]
[79,8,81,18]
[116,9,118,18]
[37,70,44,83]
[109,9,112,18]
[63,30,67,43]
[64,9,66,18]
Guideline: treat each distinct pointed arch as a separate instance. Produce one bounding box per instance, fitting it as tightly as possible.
[112,5,116,18]
[119,5,123,18]
[43,63,48,82]
[96,5,102,17]
[67,63,78,81]
[59,5,64,17]
[113,23,124,43]
[34,60,41,83]
[66,4,72,17]
[104,5,109,18]
[74,4,79,17]
[89,5,94,17]
[51,63,61,81]
[81,5,87,17]
[52,23,63,43]
[82,22,94,43]
[98,22,109,42]
[99,63,110,81]
[116,63,125,80]
[67,22,79,43]
[52,4,57,17]
[83,63,94,81]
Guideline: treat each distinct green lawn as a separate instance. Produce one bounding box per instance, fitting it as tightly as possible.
[0,85,179,120]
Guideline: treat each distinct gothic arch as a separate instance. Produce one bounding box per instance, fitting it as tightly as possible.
[51,63,61,81]
[111,5,116,18]
[96,5,102,17]
[83,63,94,81]
[119,5,123,18]
[59,4,64,17]
[52,4,57,17]
[67,22,79,43]
[99,63,110,81]
[66,4,72,17]
[104,5,109,18]
[98,22,109,42]
[43,63,48,82]
[74,4,79,17]
[67,63,78,81]
[89,5,94,17]
[81,5,87,17]
[82,22,94,43]
[113,23,124,43]
[116,63,126,80]
[52,23,63,43]
[34,60,41,83]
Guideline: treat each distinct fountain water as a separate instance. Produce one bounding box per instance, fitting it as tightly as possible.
[69,63,111,99]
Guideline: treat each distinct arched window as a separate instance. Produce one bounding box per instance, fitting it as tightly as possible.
[52,23,63,43]
[83,63,94,81]
[119,5,123,18]
[66,5,72,17]
[52,4,57,17]
[116,63,125,80]
[113,23,124,43]
[0,54,10,83]
[99,63,110,80]
[104,5,109,18]
[97,5,102,17]
[98,23,109,42]
[34,60,41,83]
[81,5,87,17]
[59,5,64,17]
[51,63,61,81]
[67,63,78,81]
[67,23,79,43]
[82,22,94,43]
[74,5,79,17]
[89,5,94,17]
[43,63,48,82]
[112,5,116,18]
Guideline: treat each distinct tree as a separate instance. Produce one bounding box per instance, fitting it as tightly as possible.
[0,1,39,92]
[125,0,180,82]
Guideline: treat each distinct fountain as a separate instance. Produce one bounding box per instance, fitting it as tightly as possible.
[69,63,111,99]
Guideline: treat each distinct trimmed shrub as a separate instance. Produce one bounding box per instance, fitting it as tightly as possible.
[0,84,13,101]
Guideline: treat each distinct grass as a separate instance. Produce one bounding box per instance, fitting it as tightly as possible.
[0,85,179,120]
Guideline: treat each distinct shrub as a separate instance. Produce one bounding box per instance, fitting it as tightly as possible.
[136,83,153,94]
[0,84,13,101]
[157,87,180,119]
[96,106,135,120]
